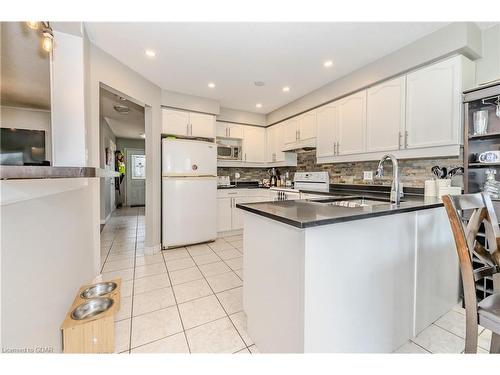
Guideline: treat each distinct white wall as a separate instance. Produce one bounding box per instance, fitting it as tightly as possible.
[51,30,86,167]
[161,89,220,115]
[267,22,483,125]
[0,106,52,161]
[217,107,266,126]
[87,37,162,254]
[1,179,98,352]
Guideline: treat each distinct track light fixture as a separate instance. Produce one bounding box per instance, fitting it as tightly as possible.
[26,21,54,53]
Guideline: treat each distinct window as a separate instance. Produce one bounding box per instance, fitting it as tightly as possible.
[131,154,145,179]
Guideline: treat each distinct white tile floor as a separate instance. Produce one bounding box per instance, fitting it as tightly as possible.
[100,207,256,354]
[101,207,493,354]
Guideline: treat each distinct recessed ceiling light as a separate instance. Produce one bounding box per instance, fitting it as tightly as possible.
[282,86,290,92]
[145,50,156,57]
[254,81,265,87]
[256,103,263,109]
[323,60,333,68]
[208,82,216,89]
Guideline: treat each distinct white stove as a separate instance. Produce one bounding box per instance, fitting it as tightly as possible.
[293,171,330,192]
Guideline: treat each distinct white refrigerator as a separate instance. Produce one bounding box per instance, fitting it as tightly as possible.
[162,138,217,249]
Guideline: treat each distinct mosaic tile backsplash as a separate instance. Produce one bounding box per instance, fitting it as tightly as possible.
[217,150,464,188]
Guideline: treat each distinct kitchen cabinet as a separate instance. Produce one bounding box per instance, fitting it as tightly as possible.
[337,91,367,155]
[316,103,338,158]
[405,56,463,149]
[366,77,406,152]
[243,126,266,163]
[266,123,286,162]
[298,111,316,141]
[216,122,245,139]
[284,118,300,145]
[217,189,270,232]
[217,197,232,232]
[162,108,215,138]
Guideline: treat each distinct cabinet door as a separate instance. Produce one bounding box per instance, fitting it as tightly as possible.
[217,197,232,232]
[366,77,406,152]
[162,108,189,136]
[316,103,338,158]
[190,112,215,138]
[274,123,286,162]
[216,122,228,138]
[405,57,461,148]
[298,111,316,141]
[227,124,244,139]
[243,126,266,162]
[266,125,277,162]
[337,91,367,155]
[232,196,269,230]
[284,118,299,145]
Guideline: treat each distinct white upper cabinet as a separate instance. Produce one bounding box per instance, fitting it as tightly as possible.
[337,90,367,155]
[190,112,216,138]
[216,122,244,138]
[266,123,287,162]
[284,118,299,145]
[162,108,215,138]
[298,111,316,141]
[366,77,406,152]
[316,103,338,158]
[405,56,463,149]
[162,108,190,136]
[243,126,266,163]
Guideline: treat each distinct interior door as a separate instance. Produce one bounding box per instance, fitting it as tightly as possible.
[126,148,146,206]
[366,77,406,152]
[190,112,215,138]
[337,91,367,155]
[316,104,338,158]
[162,108,189,136]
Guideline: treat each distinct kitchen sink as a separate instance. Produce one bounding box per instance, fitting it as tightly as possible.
[310,196,401,207]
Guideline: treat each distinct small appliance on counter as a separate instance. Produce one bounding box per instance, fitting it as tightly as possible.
[268,167,280,187]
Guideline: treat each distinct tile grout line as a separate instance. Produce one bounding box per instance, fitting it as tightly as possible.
[127,207,140,353]
[161,248,192,354]
[183,242,249,353]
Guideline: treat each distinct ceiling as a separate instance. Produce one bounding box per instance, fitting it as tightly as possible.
[100,88,145,139]
[0,22,51,109]
[85,22,450,114]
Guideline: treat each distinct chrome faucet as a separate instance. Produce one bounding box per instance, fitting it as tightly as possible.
[375,153,403,205]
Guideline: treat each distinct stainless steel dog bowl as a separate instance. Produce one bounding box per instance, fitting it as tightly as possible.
[80,282,117,299]
[71,297,114,320]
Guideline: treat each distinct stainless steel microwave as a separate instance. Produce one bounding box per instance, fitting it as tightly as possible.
[217,143,241,160]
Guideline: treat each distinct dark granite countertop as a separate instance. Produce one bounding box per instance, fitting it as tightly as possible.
[236,190,443,228]
[0,166,103,180]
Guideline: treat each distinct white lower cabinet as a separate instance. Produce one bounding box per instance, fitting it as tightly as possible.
[217,189,270,232]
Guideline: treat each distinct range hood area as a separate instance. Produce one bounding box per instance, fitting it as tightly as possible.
[281,138,316,153]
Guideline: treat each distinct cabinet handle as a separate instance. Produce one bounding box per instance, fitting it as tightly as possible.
[336,142,340,155]
[298,129,300,140]
[398,131,402,149]
[245,153,247,161]
[333,142,337,155]
[405,130,408,148]
[186,124,189,135]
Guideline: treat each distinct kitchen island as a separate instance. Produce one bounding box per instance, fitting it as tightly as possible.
[237,193,460,353]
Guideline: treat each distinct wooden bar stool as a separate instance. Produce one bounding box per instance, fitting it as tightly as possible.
[442,193,500,354]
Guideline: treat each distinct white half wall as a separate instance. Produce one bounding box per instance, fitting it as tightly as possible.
[0,178,98,352]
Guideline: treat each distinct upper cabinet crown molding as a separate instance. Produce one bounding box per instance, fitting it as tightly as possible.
[162,108,215,138]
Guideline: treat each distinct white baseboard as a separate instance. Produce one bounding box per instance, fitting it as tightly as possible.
[100,212,112,225]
